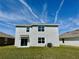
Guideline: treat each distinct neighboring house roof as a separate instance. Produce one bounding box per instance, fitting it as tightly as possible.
[0,32,14,38]
[60,29,79,39]
[16,24,59,27]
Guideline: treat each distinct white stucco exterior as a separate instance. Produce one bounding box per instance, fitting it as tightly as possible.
[60,37,79,46]
[15,24,59,47]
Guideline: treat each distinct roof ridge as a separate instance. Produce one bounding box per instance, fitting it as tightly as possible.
[0,32,14,38]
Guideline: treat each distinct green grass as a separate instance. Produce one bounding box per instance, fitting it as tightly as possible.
[0,46,79,59]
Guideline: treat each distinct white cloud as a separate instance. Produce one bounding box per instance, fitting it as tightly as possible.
[59,19,72,30]
[72,19,79,26]
[0,22,14,29]
[54,0,64,23]
[59,16,79,34]
[19,0,39,19]
[0,11,24,20]
[40,3,48,23]
[68,16,79,26]
[0,11,38,23]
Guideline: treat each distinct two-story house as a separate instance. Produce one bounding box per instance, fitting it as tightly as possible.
[15,24,59,47]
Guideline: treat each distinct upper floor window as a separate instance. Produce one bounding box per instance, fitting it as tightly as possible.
[38,26,44,32]
[26,27,29,32]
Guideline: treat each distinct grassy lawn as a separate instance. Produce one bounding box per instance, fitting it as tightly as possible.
[0,46,79,59]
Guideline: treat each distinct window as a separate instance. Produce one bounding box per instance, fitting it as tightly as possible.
[38,26,44,32]
[62,38,64,43]
[38,37,45,43]
[26,27,29,32]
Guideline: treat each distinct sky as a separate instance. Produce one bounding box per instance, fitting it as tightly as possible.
[0,0,79,35]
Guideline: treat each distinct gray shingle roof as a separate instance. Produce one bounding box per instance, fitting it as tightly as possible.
[0,32,14,38]
[16,24,59,27]
[60,29,79,38]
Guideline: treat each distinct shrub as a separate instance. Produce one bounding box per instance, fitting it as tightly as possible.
[47,43,52,48]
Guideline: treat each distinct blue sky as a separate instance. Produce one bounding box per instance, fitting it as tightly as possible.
[0,0,79,35]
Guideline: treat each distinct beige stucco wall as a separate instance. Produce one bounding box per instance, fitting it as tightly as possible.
[60,37,79,46]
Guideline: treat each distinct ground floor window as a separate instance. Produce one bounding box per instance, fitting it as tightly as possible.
[62,38,64,43]
[21,37,29,46]
[38,37,45,43]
